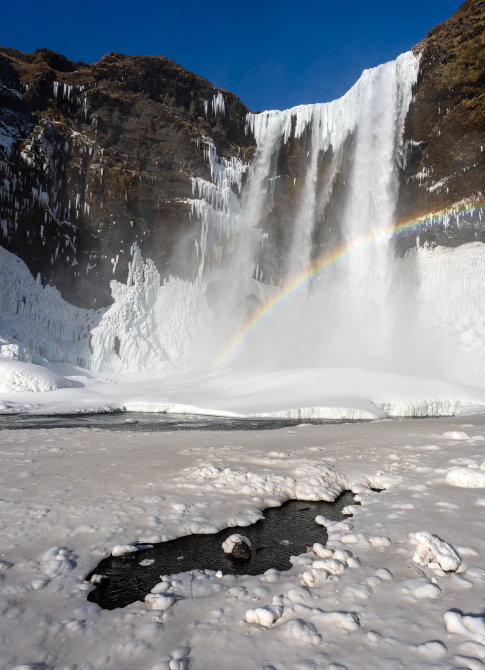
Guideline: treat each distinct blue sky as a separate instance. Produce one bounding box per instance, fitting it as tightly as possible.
[2,0,462,111]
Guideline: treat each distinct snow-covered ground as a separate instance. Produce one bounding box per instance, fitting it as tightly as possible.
[2,417,485,669]
[2,357,485,420]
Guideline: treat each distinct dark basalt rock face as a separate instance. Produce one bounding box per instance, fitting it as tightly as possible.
[396,0,485,253]
[0,47,255,308]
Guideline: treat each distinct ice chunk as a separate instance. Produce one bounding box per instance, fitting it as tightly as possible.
[413,641,447,659]
[401,577,442,599]
[312,559,346,575]
[368,536,392,547]
[315,611,360,631]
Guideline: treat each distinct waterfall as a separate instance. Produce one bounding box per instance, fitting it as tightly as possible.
[212,51,420,370]
[88,52,422,373]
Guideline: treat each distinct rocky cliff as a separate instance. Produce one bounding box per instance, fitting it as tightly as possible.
[0,48,254,308]
[0,0,484,310]
[396,0,485,253]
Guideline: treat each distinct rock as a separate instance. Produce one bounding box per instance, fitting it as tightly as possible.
[222,534,252,560]
[232,542,251,560]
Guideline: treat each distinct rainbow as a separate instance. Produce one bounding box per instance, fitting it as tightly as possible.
[214,198,485,367]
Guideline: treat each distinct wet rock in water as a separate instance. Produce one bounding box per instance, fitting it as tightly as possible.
[222,534,252,560]
[232,542,251,560]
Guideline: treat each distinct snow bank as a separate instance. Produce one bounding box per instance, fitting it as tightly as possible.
[0,356,72,393]
[176,463,348,502]
[107,368,485,421]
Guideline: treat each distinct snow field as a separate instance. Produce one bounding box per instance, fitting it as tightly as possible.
[2,418,485,669]
[3,363,485,423]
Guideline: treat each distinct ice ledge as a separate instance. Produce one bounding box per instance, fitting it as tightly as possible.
[373,399,485,418]
[123,402,382,420]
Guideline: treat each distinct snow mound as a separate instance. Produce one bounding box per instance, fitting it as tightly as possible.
[246,604,284,627]
[446,468,485,488]
[0,357,72,393]
[409,531,461,572]
[443,431,469,440]
[444,611,485,643]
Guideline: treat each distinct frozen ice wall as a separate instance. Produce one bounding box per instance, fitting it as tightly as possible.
[88,245,211,373]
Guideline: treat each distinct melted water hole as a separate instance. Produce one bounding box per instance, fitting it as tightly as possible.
[87,491,356,610]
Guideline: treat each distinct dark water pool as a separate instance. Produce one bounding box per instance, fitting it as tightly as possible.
[86,490,356,609]
[0,412,369,431]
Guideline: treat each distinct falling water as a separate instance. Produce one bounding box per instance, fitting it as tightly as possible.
[206,51,420,370]
[88,52,425,374]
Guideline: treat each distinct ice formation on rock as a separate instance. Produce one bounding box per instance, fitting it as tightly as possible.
[0,245,99,368]
[88,245,211,372]
[222,534,251,554]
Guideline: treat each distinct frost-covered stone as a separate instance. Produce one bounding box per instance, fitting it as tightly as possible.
[245,604,284,627]
[145,594,175,610]
[151,582,171,594]
[311,543,333,559]
[302,568,329,587]
[111,544,139,557]
[409,531,461,572]
[222,534,251,559]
